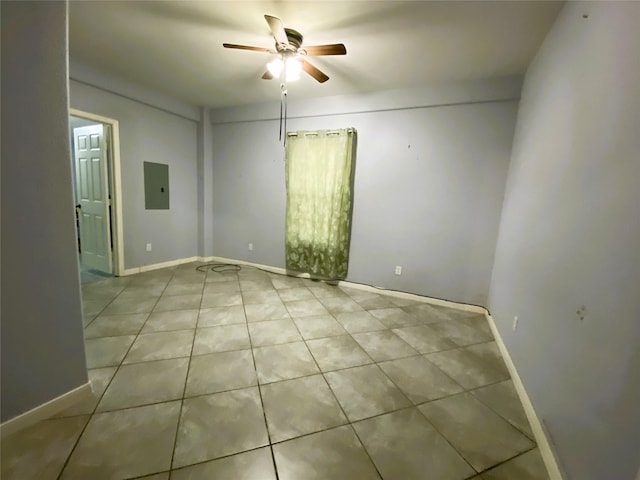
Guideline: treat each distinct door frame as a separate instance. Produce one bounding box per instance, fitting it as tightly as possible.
[70,108,125,276]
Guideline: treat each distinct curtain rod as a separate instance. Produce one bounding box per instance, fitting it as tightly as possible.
[287,128,356,137]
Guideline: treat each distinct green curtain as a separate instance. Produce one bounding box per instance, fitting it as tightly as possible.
[285,129,356,279]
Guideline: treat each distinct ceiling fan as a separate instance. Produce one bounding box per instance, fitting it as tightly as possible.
[223,15,346,83]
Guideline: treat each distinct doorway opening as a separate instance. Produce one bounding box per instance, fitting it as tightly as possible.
[69,109,124,279]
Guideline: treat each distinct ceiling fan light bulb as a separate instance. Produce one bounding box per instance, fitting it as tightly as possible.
[285,58,302,81]
[267,58,283,77]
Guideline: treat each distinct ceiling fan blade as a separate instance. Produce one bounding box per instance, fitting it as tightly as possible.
[264,14,288,46]
[223,43,275,53]
[302,60,329,83]
[262,70,274,80]
[304,44,347,56]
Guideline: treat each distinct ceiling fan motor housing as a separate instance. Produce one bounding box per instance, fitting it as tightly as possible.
[281,28,304,52]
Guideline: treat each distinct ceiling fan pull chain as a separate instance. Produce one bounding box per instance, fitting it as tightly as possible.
[279,85,283,142]
[279,81,285,141]
[283,82,288,146]
[279,80,288,144]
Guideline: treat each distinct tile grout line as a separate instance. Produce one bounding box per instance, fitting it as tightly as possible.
[166,266,208,476]
[241,272,281,480]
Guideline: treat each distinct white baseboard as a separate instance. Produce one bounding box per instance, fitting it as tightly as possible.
[202,256,486,315]
[484,313,564,480]
[121,256,201,276]
[0,382,92,439]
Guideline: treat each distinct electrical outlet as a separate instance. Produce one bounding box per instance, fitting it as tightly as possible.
[146,243,152,252]
[248,243,253,251]
[395,266,402,276]
[513,316,519,331]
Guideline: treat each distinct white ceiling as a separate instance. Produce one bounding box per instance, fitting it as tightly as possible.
[69,1,563,109]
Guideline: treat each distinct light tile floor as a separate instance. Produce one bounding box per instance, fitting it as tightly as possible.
[1,263,550,480]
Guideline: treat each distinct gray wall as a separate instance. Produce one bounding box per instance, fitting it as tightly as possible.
[1,1,88,421]
[210,80,519,306]
[488,2,640,479]
[70,81,199,269]
[197,108,214,258]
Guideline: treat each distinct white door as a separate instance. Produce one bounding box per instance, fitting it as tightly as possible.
[74,124,112,273]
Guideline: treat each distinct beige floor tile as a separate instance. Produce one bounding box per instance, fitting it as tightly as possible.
[84,313,148,338]
[354,408,474,480]
[307,284,347,299]
[171,447,276,480]
[293,315,347,340]
[369,307,421,328]
[481,448,549,480]
[324,364,411,421]
[84,335,136,368]
[201,292,243,308]
[387,296,422,307]
[124,330,194,364]
[173,388,268,468]
[392,324,457,354]
[306,335,373,372]
[402,303,451,323]
[253,342,320,384]
[244,302,290,322]
[239,279,274,291]
[261,375,347,442]
[284,299,330,317]
[242,289,282,305]
[61,402,181,479]
[1,416,89,480]
[203,281,241,294]
[97,358,188,411]
[198,306,246,327]
[352,330,419,361]
[185,349,257,396]
[248,319,302,347]
[271,276,305,289]
[379,356,463,404]
[277,287,314,302]
[319,296,364,314]
[458,314,493,337]
[141,309,199,333]
[465,342,510,377]
[103,296,158,315]
[163,282,204,296]
[426,347,509,389]
[205,271,239,283]
[136,472,170,480]
[154,294,202,312]
[419,393,534,472]
[429,319,493,346]
[472,380,534,439]
[117,284,166,298]
[334,310,387,334]
[273,425,379,480]
[193,324,250,355]
[350,293,397,310]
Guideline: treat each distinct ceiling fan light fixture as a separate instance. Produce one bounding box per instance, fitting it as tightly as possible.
[267,57,302,82]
